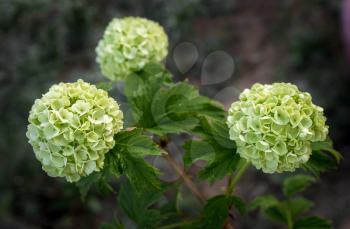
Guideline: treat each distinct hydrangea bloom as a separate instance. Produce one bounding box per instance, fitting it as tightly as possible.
[227,83,328,173]
[26,80,124,182]
[96,17,168,80]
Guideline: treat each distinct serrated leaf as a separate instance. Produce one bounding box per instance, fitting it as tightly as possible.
[183,140,215,166]
[100,218,125,229]
[76,170,114,201]
[118,181,164,228]
[250,195,280,211]
[303,137,341,176]
[197,195,235,229]
[107,129,162,191]
[289,198,314,219]
[125,64,225,136]
[124,62,172,127]
[283,175,315,197]
[264,203,289,224]
[123,153,161,192]
[96,81,113,91]
[231,196,246,215]
[148,117,199,135]
[193,116,235,149]
[149,82,224,135]
[311,138,342,162]
[304,150,338,176]
[293,216,331,229]
[76,172,103,201]
[185,117,239,182]
[143,62,168,75]
[116,129,162,158]
[199,152,240,182]
[252,197,289,224]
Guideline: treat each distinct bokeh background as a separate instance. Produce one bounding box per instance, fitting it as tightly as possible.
[1,0,350,228]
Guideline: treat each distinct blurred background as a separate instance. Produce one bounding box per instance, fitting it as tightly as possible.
[1,0,350,228]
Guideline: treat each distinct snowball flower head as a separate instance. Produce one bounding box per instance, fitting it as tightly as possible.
[227,83,328,173]
[26,80,124,182]
[96,17,168,80]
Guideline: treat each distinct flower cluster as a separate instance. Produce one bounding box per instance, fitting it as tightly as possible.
[26,80,124,182]
[227,83,328,173]
[96,17,168,80]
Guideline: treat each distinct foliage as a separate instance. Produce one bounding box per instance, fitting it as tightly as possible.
[124,63,225,136]
[184,117,240,183]
[67,59,340,228]
[117,181,164,228]
[20,11,342,229]
[250,174,332,229]
[197,195,245,229]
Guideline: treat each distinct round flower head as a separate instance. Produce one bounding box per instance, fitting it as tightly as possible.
[227,83,328,173]
[26,80,124,182]
[96,17,169,80]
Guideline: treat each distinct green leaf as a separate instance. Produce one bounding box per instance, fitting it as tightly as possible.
[264,203,289,224]
[289,198,314,219]
[76,171,114,201]
[116,129,162,158]
[197,195,236,229]
[304,151,339,176]
[252,197,289,224]
[106,129,162,191]
[283,175,315,197]
[124,62,172,128]
[231,196,246,215]
[123,153,161,192]
[183,140,215,166]
[76,172,102,201]
[194,116,236,149]
[311,138,342,162]
[184,117,238,182]
[149,82,224,135]
[250,195,279,211]
[118,181,164,228]
[293,216,331,229]
[125,63,225,136]
[198,152,240,182]
[304,138,341,176]
[100,218,125,229]
[143,62,168,75]
[96,81,113,91]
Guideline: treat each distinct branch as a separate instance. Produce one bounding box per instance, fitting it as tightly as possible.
[158,138,236,229]
[223,160,250,229]
[162,153,206,203]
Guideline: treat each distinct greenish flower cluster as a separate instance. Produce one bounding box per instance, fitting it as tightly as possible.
[96,17,168,80]
[227,83,328,173]
[26,80,124,182]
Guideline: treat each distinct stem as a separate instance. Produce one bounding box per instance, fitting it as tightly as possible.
[223,160,250,229]
[158,137,236,229]
[226,160,250,195]
[163,153,206,203]
[163,153,236,229]
[286,200,293,229]
[286,211,293,229]
[224,221,235,229]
